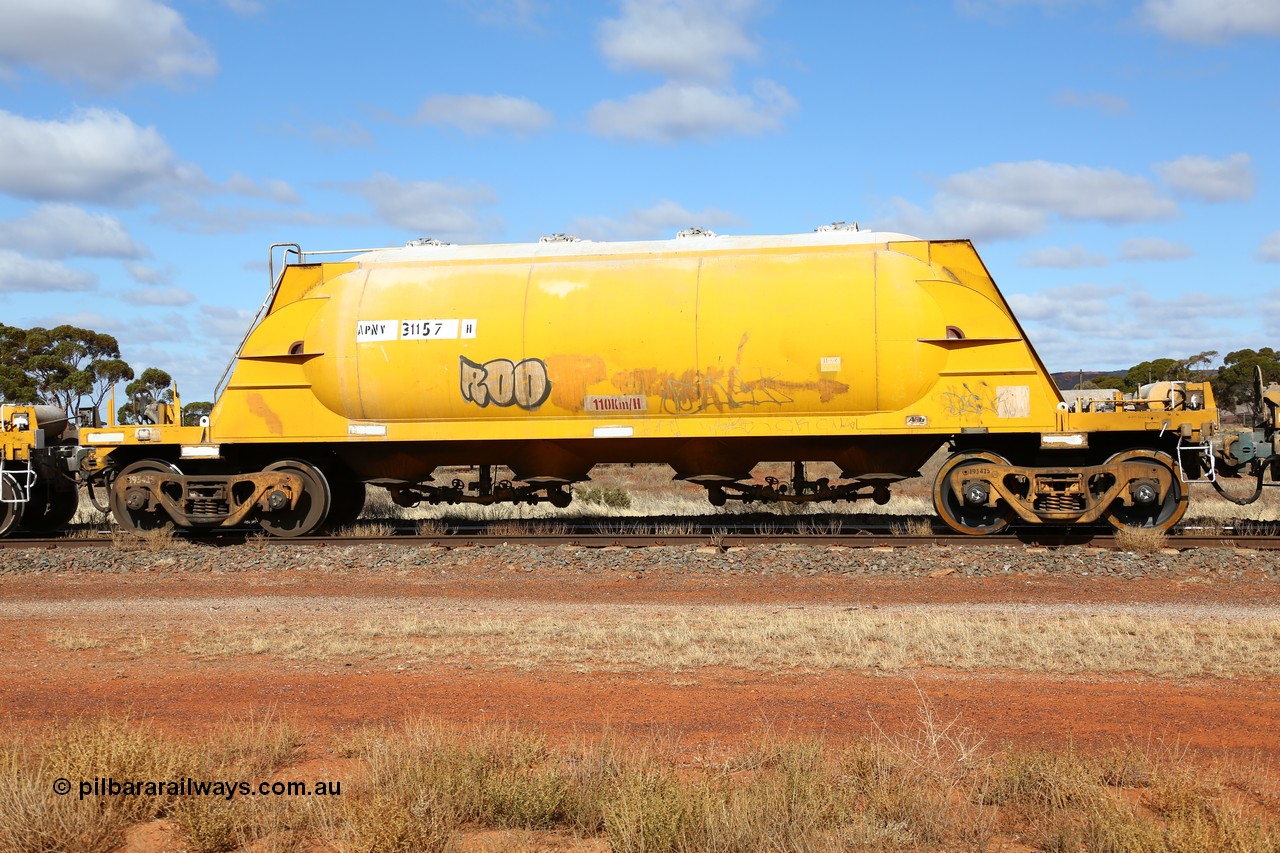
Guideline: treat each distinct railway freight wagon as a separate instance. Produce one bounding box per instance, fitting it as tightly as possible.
[0,404,79,537]
[77,228,1236,537]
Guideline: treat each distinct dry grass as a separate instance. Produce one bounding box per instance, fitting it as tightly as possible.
[1186,479,1280,524]
[1,712,1274,852]
[110,526,188,551]
[416,518,449,535]
[1115,525,1170,552]
[357,462,940,527]
[0,713,306,853]
[890,517,933,536]
[175,604,1280,679]
[46,632,103,651]
[336,521,396,538]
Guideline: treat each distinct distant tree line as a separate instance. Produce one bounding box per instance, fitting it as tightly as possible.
[0,324,211,426]
[1072,348,1280,411]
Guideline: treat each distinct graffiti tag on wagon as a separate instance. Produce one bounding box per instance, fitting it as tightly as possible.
[940,382,998,419]
[460,356,552,410]
[609,333,850,416]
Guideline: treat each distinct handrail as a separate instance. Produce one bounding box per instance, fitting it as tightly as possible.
[268,243,301,290]
[212,242,406,402]
[212,245,298,402]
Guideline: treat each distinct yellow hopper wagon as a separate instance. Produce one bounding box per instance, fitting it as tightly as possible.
[78,227,1236,537]
[0,404,79,538]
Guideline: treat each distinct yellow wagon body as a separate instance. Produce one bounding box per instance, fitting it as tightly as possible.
[78,230,1221,536]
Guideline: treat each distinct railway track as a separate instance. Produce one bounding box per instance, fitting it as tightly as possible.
[3,525,1279,550]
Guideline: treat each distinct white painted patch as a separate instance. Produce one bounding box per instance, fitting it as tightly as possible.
[356,320,397,341]
[358,318,478,341]
[1041,432,1086,447]
[584,395,647,413]
[348,424,388,436]
[593,426,634,438]
[86,432,124,443]
[820,356,841,372]
[401,319,459,340]
[538,279,586,298]
[180,445,221,458]
[996,385,1031,418]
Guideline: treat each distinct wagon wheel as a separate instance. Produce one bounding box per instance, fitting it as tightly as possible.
[259,459,331,538]
[0,474,23,538]
[322,468,366,532]
[932,451,1016,535]
[1102,449,1186,532]
[110,459,181,534]
[20,476,80,532]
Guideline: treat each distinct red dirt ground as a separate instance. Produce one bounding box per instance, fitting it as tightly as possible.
[1,562,1277,760]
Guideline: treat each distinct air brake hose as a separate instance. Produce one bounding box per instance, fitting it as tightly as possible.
[1210,467,1266,505]
[86,475,112,514]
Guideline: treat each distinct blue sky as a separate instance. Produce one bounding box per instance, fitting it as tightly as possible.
[1,0,1278,400]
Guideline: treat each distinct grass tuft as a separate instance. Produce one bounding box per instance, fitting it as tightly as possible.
[1114,525,1169,552]
[576,485,633,510]
[110,525,188,551]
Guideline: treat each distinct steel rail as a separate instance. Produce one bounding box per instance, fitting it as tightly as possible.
[3,531,1280,550]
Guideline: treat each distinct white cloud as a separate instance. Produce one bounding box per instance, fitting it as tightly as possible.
[1009,283,1242,370]
[222,172,302,204]
[599,0,760,82]
[1118,237,1194,261]
[126,263,170,285]
[122,285,195,306]
[413,94,553,136]
[1140,0,1280,43]
[939,162,1178,222]
[883,197,1045,241]
[1019,245,1109,268]
[1126,289,1242,323]
[200,305,256,345]
[222,0,265,14]
[28,310,123,333]
[0,0,216,90]
[1260,230,1280,262]
[460,0,548,28]
[273,120,374,151]
[35,310,191,344]
[881,160,1178,241]
[957,0,1094,18]
[0,204,147,259]
[1007,284,1123,329]
[589,79,795,143]
[154,196,360,235]
[0,250,96,293]
[569,199,743,241]
[1154,153,1255,202]
[343,173,500,242]
[1054,90,1129,116]
[0,108,188,204]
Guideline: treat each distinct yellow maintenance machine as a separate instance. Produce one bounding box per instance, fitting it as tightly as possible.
[79,227,1228,536]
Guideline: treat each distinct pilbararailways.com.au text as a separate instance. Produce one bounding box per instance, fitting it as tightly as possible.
[58,777,342,801]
